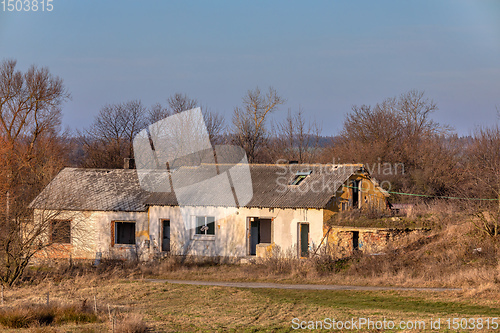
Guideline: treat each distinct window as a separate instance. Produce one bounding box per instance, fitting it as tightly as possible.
[290,171,312,185]
[51,220,71,244]
[195,216,215,235]
[115,222,136,245]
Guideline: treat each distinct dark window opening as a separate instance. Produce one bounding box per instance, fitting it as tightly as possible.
[196,216,215,235]
[351,180,360,208]
[51,220,71,244]
[115,222,136,245]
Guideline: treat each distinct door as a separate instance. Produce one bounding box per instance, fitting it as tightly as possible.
[300,223,309,257]
[249,218,273,255]
[250,221,259,255]
[162,220,170,252]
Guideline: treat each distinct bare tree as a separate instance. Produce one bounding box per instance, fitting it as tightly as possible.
[83,94,225,168]
[271,107,322,163]
[331,90,457,196]
[147,102,170,125]
[167,93,198,114]
[338,100,403,163]
[0,59,70,285]
[80,100,147,168]
[159,93,225,146]
[231,87,285,163]
[462,125,500,237]
[202,107,225,145]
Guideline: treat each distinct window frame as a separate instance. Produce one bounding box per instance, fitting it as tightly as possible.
[113,221,136,246]
[50,219,71,244]
[193,216,216,239]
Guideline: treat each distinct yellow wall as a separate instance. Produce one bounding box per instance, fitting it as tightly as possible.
[322,171,388,224]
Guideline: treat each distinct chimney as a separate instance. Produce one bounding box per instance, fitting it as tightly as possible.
[124,158,135,169]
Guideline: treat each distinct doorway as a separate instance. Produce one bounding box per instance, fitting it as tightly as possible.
[161,219,170,252]
[351,180,360,208]
[299,223,309,258]
[248,218,272,255]
[352,231,359,251]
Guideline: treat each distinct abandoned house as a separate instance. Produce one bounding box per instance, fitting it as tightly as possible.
[29,163,391,261]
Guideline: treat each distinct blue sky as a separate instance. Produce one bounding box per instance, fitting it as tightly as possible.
[0,0,499,136]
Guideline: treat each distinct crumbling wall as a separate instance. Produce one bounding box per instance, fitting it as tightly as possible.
[325,226,428,259]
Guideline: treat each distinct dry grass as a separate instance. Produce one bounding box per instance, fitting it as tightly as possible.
[0,302,99,329]
[344,219,500,288]
[115,313,148,333]
[1,277,499,332]
[1,203,498,331]
[0,274,149,332]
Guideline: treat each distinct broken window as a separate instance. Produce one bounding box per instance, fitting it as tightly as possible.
[290,171,312,185]
[115,222,136,245]
[195,216,215,235]
[51,220,71,244]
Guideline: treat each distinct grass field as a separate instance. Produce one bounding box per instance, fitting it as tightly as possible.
[1,276,500,332]
[2,213,499,332]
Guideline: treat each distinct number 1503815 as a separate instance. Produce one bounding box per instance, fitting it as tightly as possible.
[1,0,53,12]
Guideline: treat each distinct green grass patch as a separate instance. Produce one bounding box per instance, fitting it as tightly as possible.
[248,289,500,317]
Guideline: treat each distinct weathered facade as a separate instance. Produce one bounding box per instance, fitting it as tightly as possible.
[29,168,150,260]
[324,226,428,259]
[30,163,390,261]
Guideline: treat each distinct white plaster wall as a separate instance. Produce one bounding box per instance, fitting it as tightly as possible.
[148,206,247,257]
[93,210,149,260]
[148,205,324,258]
[33,209,148,260]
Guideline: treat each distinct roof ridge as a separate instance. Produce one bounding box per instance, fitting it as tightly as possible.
[196,163,365,167]
[62,167,137,172]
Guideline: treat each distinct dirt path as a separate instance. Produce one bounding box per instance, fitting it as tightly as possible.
[147,279,460,292]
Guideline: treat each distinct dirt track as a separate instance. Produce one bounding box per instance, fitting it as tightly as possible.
[147,279,460,292]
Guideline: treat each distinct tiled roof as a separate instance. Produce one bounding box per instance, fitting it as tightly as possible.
[30,164,366,211]
[29,168,150,212]
[146,164,364,209]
